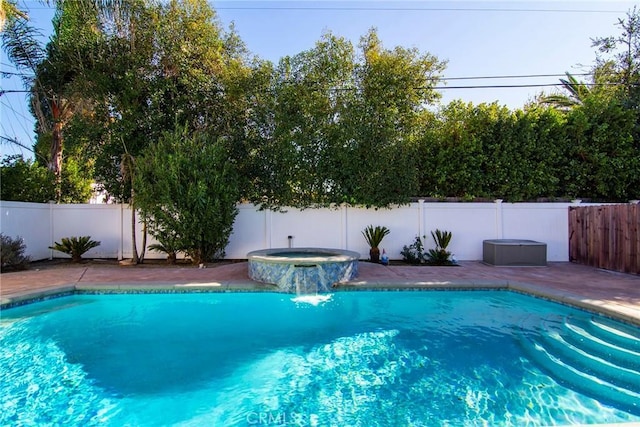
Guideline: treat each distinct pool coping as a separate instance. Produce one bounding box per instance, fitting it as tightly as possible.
[3,278,640,327]
[247,247,361,264]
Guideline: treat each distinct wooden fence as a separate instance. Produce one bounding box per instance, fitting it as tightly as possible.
[569,204,640,274]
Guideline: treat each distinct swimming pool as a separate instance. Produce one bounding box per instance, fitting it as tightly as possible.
[1,291,639,425]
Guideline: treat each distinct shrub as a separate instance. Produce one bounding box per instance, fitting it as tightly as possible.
[401,230,456,266]
[0,234,30,271]
[362,225,390,263]
[0,155,56,202]
[135,126,240,265]
[400,235,426,265]
[425,229,456,266]
[362,225,390,249]
[148,231,182,264]
[49,236,100,263]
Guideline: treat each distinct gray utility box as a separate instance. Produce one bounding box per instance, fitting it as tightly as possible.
[483,239,547,266]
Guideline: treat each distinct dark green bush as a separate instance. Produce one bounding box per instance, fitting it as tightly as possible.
[135,126,240,265]
[401,236,426,265]
[0,156,56,203]
[0,234,30,271]
[147,230,182,264]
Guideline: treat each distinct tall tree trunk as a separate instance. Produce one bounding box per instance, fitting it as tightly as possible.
[130,197,139,264]
[128,180,148,264]
[49,100,63,202]
[129,202,148,264]
[122,150,141,264]
[139,218,147,263]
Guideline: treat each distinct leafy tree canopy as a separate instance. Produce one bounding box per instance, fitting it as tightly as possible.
[134,125,240,264]
[248,29,446,209]
[0,155,55,202]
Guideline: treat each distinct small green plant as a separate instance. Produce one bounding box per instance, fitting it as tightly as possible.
[400,235,426,265]
[49,236,101,263]
[425,229,455,266]
[148,231,182,264]
[1,233,30,271]
[362,225,390,263]
[401,230,456,266]
[148,243,177,264]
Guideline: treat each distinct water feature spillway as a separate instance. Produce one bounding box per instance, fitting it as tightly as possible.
[247,248,360,293]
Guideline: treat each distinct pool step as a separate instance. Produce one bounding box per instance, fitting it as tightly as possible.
[562,320,640,371]
[521,315,640,416]
[586,316,640,353]
[541,329,640,391]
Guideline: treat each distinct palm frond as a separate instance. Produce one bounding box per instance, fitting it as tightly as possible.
[539,72,591,109]
[539,94,579,108]
[49,235,100,262]
[431,229,452,250]
[1,13,45,87]
[0,0,29,32]
[362,225,390,248]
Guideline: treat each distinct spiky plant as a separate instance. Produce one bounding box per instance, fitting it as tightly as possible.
[49,236,100,263]
[431,229,452,249]
[148,232,182,264]
[362,225,390,263]
[425,229,455,266]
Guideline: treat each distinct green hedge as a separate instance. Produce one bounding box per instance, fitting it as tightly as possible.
[414,98,639,202]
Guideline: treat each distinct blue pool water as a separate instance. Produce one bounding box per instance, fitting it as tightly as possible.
[1,291,639,426]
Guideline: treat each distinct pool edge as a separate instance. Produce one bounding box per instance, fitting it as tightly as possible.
[2,280,639,327]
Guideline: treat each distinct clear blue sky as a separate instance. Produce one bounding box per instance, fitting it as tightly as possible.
[1,0,638,159]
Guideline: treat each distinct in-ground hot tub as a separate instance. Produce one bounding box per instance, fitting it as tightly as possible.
[247,248,360,293]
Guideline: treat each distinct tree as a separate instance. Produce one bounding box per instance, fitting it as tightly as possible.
[585,7,640,200]
[134,126,240,264]
[589,6,640,118]
[1,0,114,201]
[0,155,55,202]
[563,95,639,200]
[1,152,91,204]
[252,31,356,209]
[417,101,493,199]
[337,30,446,207]
[248,29,446,209]
[1,0,47,158]
[416,101,569,201]
[0,0,28,32]
[72,0,255,262]
[539,72,592,109]
[31,1,103,198]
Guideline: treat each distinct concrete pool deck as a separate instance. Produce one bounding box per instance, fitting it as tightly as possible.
[1,260,639,326]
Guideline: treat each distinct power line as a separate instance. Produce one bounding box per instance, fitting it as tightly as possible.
[19,3,627,14]
[212,6,626,14]
[1,100,33,122]
[435,84,565,90]
[1,100,36,147]
[277,80,624,91]
[0,135,36,156]
[1,71,30,77]
[0,90,32,97]
[0,68,591,83]
[431,83,622,90]
[441,73,592,81]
